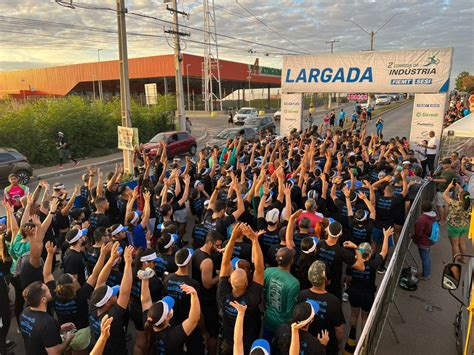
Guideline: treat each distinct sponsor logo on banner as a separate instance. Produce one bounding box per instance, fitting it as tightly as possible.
[409,94,446,149]
[347,93,368,101]
[282,48,453,93]
[280,93,303,136]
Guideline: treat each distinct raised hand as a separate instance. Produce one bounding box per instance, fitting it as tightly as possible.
[180,284,197,295]
[317,329,330,346]
[230,301,248,315]
[290,209,303,220]
[100,315,113,339]
[383,226,394,239]
[49,198,59,213]
[31,214,42,227]
[143,191,151,201]
[123,245,134,265]
[45,241,57,255]
[100,242,113,255]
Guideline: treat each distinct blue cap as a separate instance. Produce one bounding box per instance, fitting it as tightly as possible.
[250,339,271,355]
[117,246,124,255]
[111,285,120,297]
[157,223,164,230]
[231,257,242,270]
[328,217,336,224]
[81,228,88,236]
[162,296,175,310]
[0,217,6,225]
[153,256,165,264]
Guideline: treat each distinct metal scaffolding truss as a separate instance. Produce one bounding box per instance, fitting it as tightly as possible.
[202,0,223,112]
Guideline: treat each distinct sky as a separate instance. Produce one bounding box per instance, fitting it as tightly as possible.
[0,0,473,82]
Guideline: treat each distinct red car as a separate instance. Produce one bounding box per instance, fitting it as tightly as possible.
[142,131,197,158]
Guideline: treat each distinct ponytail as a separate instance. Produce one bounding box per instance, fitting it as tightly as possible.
[461,191,471,211]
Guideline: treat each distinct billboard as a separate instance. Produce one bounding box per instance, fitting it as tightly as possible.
[409,94,446,149]
[280,93,303,136]
[282,48,453,93]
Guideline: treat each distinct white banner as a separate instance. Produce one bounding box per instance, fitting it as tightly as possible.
[282,47,453,93]
[280,93,303,136]
[409,94,447,149]
[145,83,158,105]
[118,126,139,151]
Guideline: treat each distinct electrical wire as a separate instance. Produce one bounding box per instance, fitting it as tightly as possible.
[234,0,310,54]
[53,0,306,55]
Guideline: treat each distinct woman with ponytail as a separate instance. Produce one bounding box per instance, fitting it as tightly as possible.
[140,275,200,355]
[443,180,471,262]
[295,236,319,290]
[130,248,163,355]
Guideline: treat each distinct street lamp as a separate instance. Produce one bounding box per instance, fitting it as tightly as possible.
[186,64,191,112]
[97,49,103,100]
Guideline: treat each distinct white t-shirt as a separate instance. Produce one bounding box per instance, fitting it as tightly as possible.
[427,137,440,155]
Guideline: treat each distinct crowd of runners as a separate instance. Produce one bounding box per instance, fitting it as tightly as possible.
[0,105,471,355]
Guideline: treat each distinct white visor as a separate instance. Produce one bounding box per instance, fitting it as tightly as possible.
[68,229,83,244]
[140,252,158,262]
[153,301,170,327]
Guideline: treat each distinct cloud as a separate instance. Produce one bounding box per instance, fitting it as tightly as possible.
[0,0,472,80]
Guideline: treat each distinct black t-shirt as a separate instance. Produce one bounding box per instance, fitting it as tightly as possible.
[266,243,285,267]
[333,198,354,230]
[348,217,374,244]
[86,246,101,275]
[375,194,404,229]
[222,239,252,264]
[299,330,326,355]
[88,212,111,231]
[155,253,178,278]
[130,275,163,315]
[298,289,345,355]
[143,314,187,355]
[349,254,383,293]
[257,217,280,258]
[63,249,87,286]
[19,308,62,355]
[105,189,120,223]
[203,210,235,238]
[191,249,217,304]
[217,277,263,352]
[163,274,201,324]
[50,280,93,329]
[89,304,127,355]
[316,241,356,299]
[20,260,44,291]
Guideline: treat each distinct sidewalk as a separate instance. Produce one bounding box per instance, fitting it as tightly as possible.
[34,130,210,180]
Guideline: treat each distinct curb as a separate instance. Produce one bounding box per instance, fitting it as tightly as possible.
[34,131,210,181]
[35,157,122,181]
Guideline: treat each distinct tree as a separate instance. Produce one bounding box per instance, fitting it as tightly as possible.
[455,71,470,91]
[462,76,474,93]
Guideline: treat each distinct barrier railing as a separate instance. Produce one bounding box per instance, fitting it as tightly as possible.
[355,179,436,354]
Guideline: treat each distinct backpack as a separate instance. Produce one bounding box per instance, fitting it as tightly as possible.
[428,221,440,244]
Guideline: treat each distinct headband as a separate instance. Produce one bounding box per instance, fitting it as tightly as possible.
[111,224,126,236]
[153,300,171,327]
[164,234,177,249]
[53,184,65,190]
[302,238,318,254]
[68,229,83,244]
[94,286,115,307]
[140,252,158,262]
[176,250,193,267]
[130,212,140,224]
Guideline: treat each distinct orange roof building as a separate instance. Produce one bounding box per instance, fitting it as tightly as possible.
[0,53,281,102]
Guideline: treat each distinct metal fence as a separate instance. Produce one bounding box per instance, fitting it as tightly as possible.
[355,179,437,354]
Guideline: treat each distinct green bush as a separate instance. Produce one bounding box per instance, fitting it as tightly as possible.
[0,96,175,166]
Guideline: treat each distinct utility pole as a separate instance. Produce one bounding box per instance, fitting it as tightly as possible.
[326,39,339,109]
[326,39,339,54]
[165,0,188,131]
[97,49,104,101]
[345,13,404,108]
[247,69,252,106]
[116,0,133,173]
[186,64,191,112]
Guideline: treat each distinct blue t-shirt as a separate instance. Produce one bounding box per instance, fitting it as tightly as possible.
[351,113,358,121]
[338,111,346,121]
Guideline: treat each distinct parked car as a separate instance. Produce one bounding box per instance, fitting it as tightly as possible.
[0,148,33,185]
[233,107,258,125]
[142,131,197,158]
[244,116,276,134]
[273,110,281,121]
[375,95,392,105]
[389,94,400,101]
[207,127,258,148]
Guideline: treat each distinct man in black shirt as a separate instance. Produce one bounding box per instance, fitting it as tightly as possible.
[217,223,264,355]
[316,221,364,299]
[298,260,345,355]
[63,228,89,286]
[88,197,111,233]
[163,248,205,354]
[191,231,222,355]
[20,281,75,354]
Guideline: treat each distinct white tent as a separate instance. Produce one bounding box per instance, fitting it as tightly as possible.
[441,113,474,158]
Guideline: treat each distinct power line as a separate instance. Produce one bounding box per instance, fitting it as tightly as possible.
[233,0,310,54]
[53,0,306,55]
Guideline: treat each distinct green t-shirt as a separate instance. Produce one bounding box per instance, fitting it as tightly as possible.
[7,233,30,274]
[263,267,300,332]
[437,169,456,191]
